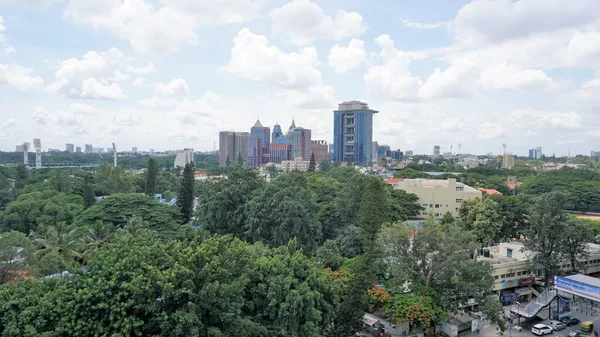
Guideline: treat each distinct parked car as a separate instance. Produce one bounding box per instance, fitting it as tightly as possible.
[550,320,567,331]
[568,330,581,337]
[532,324,554,336]
[512,325,522,332]
[561,317,582,327]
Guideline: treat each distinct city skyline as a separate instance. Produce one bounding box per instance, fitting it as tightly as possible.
[1,1,599,156]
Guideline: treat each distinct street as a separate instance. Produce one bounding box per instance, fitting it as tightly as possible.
[463,304,600,337]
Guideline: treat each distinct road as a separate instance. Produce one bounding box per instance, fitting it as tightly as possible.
[463,305,600,337]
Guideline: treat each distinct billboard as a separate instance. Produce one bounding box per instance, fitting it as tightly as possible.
[558,298,572,318]
[555,276,600,302]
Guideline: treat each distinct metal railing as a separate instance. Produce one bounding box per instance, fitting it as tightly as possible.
[510,289,557,318]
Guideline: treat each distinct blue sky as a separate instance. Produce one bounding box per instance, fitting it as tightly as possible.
[0,0,599,156]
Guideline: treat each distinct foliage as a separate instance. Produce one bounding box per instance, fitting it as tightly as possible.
[177,163,195,224]
[315,240,344,270]
[74,193,181,239]
[562,217,592,273]
[0,231,34,284]
[309,153,316,172]
[384,293,446,330]
[0,234,340,337]
[81,173,96,208]
[33,222,82,266]
[388,187,423,222]
[459,197,502,245]
[48,169,72,193]
[145,158,159,196]
[95,164,134,194]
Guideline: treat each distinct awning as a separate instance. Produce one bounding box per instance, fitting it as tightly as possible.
[363,314,380,326]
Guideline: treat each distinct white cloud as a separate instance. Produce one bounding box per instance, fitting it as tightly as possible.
[69,103,97,115]
[138,96,180,107]
[477,122,504,140]
[364,34,422,101]
[478,62,555,91]
[453,0,599,46]
[401,19,448,30]
[0,64,44,90]
[0,0,62,5]
[64,0,199,54]
[585,128,600,137]
[3,46,16,55]
[328,38,366,73]
[418,60,478,99]
[80,77,125,100]
[32,106,51,124]
[0,15,5,42]
[508,109,583,130]
[127,62,157,74]
[2,118,17,128]
[32,103,99,126]
[154,78,190,96]
[279,84,335,109]
[269,0,366,46]
[566,30,600,66]
[132,77,145,86]
[168,91,222,124]
[162,0,268,25]
[45,48,133,99]
[225,28,322,89]
[113,114,141,125]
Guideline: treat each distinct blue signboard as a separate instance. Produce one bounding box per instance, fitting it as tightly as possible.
[555,276,600,302]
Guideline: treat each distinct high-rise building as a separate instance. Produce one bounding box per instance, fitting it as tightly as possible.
[174,148,194,168]
[288,124,311,160]
[405,150,414,157]
[66,143,75,153]
[386,149,404,160]
[132,147,138,153]
[219,131,249,167]
[377,144,390,158]
[502,153,515,169]
[85,144,93,153]
[433,145,441,157]
[333,101,378,164]
[310,140,328,165]
[269,144,291,164]
[591,150,600,159]
[528,147,542,159]
[372,141,379,162]
[248,119,270,168]
[76,146,82,153]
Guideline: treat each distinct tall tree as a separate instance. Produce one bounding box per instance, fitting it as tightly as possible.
[145,158,159,196]
[0,231,34,284]
[177,163,195,224]
[319,160,331,172]
[49,170,72,193]
[82,220,114,253]
[237,153,244,167]
[33,222,82,266]
[460,197,502,246]
[96,164,133,194]
[82,174,96,208]
[308,153,316,172]
[562,217,592,274]
[523,191,570,287]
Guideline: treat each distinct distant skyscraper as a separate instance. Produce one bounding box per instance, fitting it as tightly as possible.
[248,119,270,168]
[85,144,93,153]
[219,131,250,167]
[528,146,542,159]
[66,143,74,153]
[333,101,378,164]
[377,144,390,158]
[372,141,379,162]
[405,150,414,157]
[76,146,82,153]
[269,143,291,163]
[174,148,194,168]
[310,140,328,165]
[433,145,441,157]
[288,124,311,160]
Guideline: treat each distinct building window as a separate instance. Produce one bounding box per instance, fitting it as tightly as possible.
[507,249,513,258]
[456,186,464,191]
[429,204,433,207]
[494,275,499,280]
[422,203,428,207]
[456,199,463,204]
[435,204,440,208]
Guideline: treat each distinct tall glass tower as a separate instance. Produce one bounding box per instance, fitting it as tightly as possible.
[333,101,378,164]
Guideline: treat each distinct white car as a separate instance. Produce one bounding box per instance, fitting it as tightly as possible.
[532,324,553,336]
[549,320,567,331]
[512,326,522,332]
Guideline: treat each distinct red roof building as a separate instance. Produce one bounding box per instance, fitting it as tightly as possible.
[477,188,502,195]
[385,178,404,185]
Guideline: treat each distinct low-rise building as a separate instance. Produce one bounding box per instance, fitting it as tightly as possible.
[389,178,481,218]
[281,157,311,172]
[194,171,208,180]
[477,188,502,195]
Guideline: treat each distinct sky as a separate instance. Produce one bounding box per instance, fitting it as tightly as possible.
[0,0,599,156]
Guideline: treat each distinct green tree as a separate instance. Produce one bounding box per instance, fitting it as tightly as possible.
[319,160,331,172]
[75,193,181,239]
[388,188,422,222]
[49,169,72,193]
[384,294,446,331]
[82,173,96,208]
[315,239,344,270]
[460,197,502,246]
[177,163,195,224]
[237,153,244,166]
[145,158,159,196]
[117,215,149,237]
[523,191,570,287]
[562,217,592,273]
[440,211,455,226]
[33,222,82,266]
[96,164,134,194]
[0,231,34,284]
[308,153,316,172]
[82,220,114,253]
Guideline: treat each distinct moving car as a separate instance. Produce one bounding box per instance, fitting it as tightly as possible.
[532,324,554,336]
[550,320,567,331]
[561,317,582,327]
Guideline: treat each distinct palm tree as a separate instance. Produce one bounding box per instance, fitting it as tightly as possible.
[33,222,82,265]
[83,220,114,251]
[117,216,149,236]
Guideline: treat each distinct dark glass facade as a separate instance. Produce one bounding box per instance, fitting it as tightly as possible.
[333,102,377,164]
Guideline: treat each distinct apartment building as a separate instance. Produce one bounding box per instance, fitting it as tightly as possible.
[389,178,481,218]
[281,157,311,172]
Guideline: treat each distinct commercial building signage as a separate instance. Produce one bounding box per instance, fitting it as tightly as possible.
[555,276,600,302]
[519,277,536,286]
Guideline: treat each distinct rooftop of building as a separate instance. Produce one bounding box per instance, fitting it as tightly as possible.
[478,187,502,195]
[385,177,404,184]
[479,241,600,266]
[335,100,379,113]
[393,178,479,192]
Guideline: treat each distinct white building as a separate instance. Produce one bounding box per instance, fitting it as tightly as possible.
[174,148,194,168]
[281,157,311,172]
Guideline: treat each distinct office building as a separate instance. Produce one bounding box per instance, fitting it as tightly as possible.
[76,146,82,153]
[333,101,378,164]
[132,147,138,153]
[377,144,391,158]
[372,141,379,162]
[591,150,600,159]
[405,150,414,157]
[386,149,404,160]
[433,145,441,157]
[502,153,515,169]
[288,125,311,160]
[174,148,194,168]
[85,144,93,153]
[310,140,328,165]
[269,144,291,164]
[66,143,74,153]
[388,178,481,219]
[219,131,250,167]
[281,157,311,172]
[92,147,104,153]
[528,147,542,159]
[248,119,270,168]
